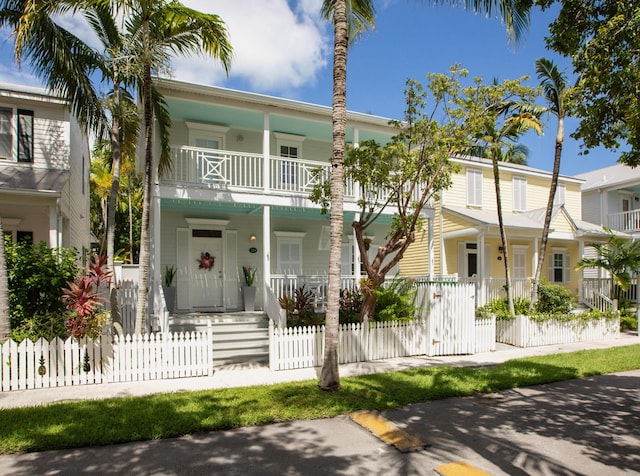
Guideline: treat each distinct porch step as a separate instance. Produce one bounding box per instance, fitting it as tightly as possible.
[168,312,269,365]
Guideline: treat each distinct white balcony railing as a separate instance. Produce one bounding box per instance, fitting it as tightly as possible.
[164,145,428,205]
[608,210,640,232]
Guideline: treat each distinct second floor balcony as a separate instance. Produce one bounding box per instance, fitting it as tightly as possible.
[162,145,429,208]
[608,210,640,233]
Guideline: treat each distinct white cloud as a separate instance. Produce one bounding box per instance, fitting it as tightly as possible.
[172,0,330,93]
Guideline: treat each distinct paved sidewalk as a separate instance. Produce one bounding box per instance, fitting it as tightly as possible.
[1,333,638,409]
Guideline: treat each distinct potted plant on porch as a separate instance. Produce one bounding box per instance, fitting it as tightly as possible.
[242,266,257,312]
[164,265,177,312]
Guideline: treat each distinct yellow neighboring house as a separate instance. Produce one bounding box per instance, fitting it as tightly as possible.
[401,156,612,306]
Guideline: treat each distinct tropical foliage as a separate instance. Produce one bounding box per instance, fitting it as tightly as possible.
[5,240,79,333]
[530,57,569,310]
[577,228,640,300]
[543,0,640,166]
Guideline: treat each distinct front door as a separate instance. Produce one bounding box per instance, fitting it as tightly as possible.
[190,231,223,310]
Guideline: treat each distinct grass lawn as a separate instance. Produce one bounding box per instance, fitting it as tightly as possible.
[1,344,639,454]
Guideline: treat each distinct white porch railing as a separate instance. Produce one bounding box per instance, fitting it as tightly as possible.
[459,277,532,304]
[608,210,640,233]
[582,278,620,312]
[164,145,429,205]
[270,274,359,310]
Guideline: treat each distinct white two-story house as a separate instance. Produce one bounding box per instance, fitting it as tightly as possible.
[0,83,91,252]
[148,79,405,318]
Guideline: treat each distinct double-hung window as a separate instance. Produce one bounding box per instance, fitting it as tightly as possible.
[0,108,12,160]
[513,176,527,211]
[0,108,34,162]
[275,133,304,189]
[548,249,570,284]
[466,169,482,207]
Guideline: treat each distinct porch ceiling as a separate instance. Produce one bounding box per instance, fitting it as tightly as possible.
[161,198,394,223]
[165,98,392,144]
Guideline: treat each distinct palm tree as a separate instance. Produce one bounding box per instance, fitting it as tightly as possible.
[530,58,568,310]
[123,0,232,334]
[318,0,533,390]
[319,0,375,392]
[0,217,9,340]
[0,0,107,135]
[577,228,640,302]
[470,90,542,315]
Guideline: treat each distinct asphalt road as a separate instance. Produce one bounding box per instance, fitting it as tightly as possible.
[0,370,638,475]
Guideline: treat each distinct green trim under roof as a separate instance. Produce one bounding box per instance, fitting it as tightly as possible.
[160,198,393,224]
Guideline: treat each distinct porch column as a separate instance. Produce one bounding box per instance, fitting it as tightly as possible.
[532,236,539,282]
[263,113,270,194]
[428,218,434,280]
[151,193,161,326]
[48,203,58,248]
[262,205,271,292]
[578,238,584,303]
[354,213,361,284]
[477,232,485,306]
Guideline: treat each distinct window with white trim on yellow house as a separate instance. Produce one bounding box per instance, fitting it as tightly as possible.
[549,251,570,284]
[513,176,527,211]
[466,168,482,207]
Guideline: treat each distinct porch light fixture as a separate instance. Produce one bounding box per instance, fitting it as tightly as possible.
[250,234,257,242]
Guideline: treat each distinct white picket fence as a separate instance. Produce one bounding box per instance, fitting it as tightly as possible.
[269,283,495,371]
[269,316,496,371]
[0,328,213,392]
[496,314,620,348]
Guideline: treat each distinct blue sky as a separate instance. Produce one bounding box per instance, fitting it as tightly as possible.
[0,0,621,176]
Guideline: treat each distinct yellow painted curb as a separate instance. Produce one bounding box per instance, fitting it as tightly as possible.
[350,411,427,452]
[435,461,492,476]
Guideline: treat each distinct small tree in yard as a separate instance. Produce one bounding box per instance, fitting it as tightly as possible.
[312,67,476,320]
[576,229,640,303]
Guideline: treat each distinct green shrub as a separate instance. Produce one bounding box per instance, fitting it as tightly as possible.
[373,279,416,322]
[5,240,79,332]
[535,280,576,315]
[476,297,530,318]
[339,288,362,324]
[620,315,638,332]
[9,312,67,342]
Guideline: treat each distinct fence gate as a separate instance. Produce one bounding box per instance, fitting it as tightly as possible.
[417,283,476,357]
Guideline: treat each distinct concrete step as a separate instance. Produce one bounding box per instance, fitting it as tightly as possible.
[168,312,270,365]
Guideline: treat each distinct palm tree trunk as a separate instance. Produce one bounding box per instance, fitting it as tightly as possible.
[107,84,122,287]
[531,132,563,309]
[319,0,348,392]
[0,217,9,340]
[128,176,134,263]
[492,157,515,315]
[135,64,153,335]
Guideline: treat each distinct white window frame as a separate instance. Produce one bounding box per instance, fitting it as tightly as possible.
[553,183,566,207]
[186,121,229,150]
[275,133,304,186]
[548,247,570,284]
[0,106,13,160]
[466,168,482,207]
[512,245,527,280]
[274,231,305,274]
[513,176,527,211]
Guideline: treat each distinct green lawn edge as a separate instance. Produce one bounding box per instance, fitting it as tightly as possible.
[1,344,639,455]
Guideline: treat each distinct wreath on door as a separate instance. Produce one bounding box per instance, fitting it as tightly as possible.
[198,252,215,270]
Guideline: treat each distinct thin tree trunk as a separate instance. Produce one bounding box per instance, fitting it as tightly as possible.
[135,65,153,335]
[0,217,9,340]
[493,157,515,315]
[319,0,348,392]
[531,118,564,310]
[128,175,134,263]
[107,84,122,287]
